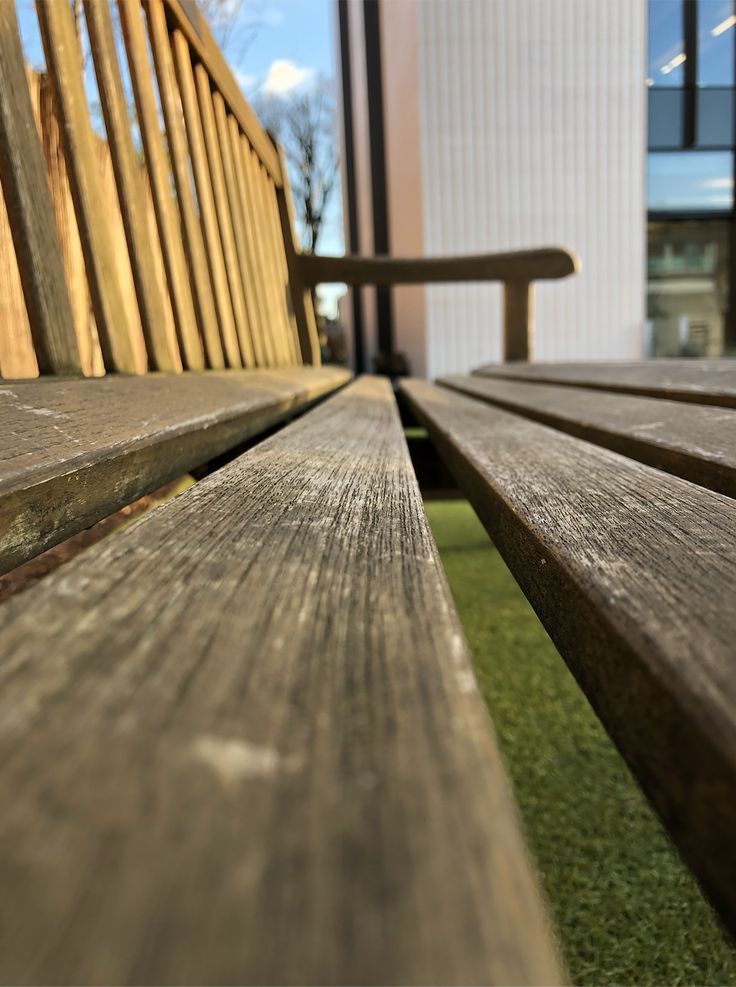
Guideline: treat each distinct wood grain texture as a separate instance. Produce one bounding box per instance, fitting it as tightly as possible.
[172,28,241,367]
[299,247,580,285]
[262,166,301,365]
[274,144,321,366]
[195,65,255,366]
[215,98,267,366]
[0,2,81,376]
[118,0,204,371]
[84,0,178,373]
[37,70,105,377]
[474,359,736,408]
[400,378,736,934]
[242,140,292,365]
[146,0,224,369]
[36,0,137,374]
[0,376,561,986]
[440,374,736,497]
[237,134,279,365]
[0,366,349,575]
[258,160,298,364]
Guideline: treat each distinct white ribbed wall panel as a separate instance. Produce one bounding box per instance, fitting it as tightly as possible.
[417,0,647,377]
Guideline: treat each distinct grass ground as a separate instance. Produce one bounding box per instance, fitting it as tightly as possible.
[425,498,736,986]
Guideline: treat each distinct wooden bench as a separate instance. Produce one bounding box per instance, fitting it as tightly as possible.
[0,1,733,983]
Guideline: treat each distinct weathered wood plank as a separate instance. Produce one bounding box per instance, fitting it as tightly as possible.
[36,0,137,374]
[118,0,204,371]
[0,366,349,575]
[84,0,178,373]
[239,137,285,365]
[0,2,81,376]
[194,64,255,366]
[262,162,302,365]
[257,159,297,365]
[0,376,561,986]
[400,378,736,934]
[474,359,736,409]
[440,373,736,497]
[214,98,266,365]
[274,143,320,365]
[171,28,241,367]
[146,0,224,369]
[225,113,273,366]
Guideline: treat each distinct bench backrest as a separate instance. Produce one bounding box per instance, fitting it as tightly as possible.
[0,0,321,380]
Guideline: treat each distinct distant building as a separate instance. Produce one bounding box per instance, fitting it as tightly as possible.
[647,0,735,358]
[336,0,735,376]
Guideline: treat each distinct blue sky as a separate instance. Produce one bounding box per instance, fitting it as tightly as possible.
[220,0,336,94]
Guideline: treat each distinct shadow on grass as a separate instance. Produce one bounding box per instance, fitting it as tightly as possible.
[426,499,736,987]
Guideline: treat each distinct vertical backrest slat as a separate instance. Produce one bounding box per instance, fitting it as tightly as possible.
[214,96,268,367]
[235,132,279,367]
[242,142,293,366]
[170,27,242,368]
[2,0,310,377]
[263,168,300,365]
[36,0,137,374]
[95,136,148,373]
[38,73,105,377]
[84,0,179,373]
[273,144,321,366]
[145,0,224,369]
[0,145,37,378]
[0,2,81,375]
[263,170,303,365]
[194,64,255,366]
[118,0,204,371]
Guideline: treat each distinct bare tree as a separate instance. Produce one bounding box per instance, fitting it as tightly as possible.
[255,80,339,255]
[198,0,265,68]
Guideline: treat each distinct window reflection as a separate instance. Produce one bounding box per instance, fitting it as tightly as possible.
[647,220,730,356]
[648,151,734,210]
[698,0,736,85]
[648,0,685,86]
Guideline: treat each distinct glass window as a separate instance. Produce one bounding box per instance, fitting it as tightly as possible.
[649,89,685,148]
[648,0,686,86]
[698,0,735,86]
[697,88,735,146]
[647,220,730,356]
[647,151,734,210]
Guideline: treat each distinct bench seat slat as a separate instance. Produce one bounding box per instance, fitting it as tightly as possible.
[0,366,349,575]
[400,377,736,933]
[474,359,736,408]
[440,373,736,497]
[0,376,561,986]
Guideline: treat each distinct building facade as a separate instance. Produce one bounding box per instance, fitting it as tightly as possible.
[337,0,735,377]
[647,0,736,357]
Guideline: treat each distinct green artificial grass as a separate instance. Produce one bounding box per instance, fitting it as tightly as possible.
[425,498,736,987]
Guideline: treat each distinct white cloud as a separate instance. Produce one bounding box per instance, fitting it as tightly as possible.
[235,69,257,92]
[700,177,734,189]
[262,59,314,95]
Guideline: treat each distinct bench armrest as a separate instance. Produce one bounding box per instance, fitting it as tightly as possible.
[299,246,579,286]
[298,246,580,362]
